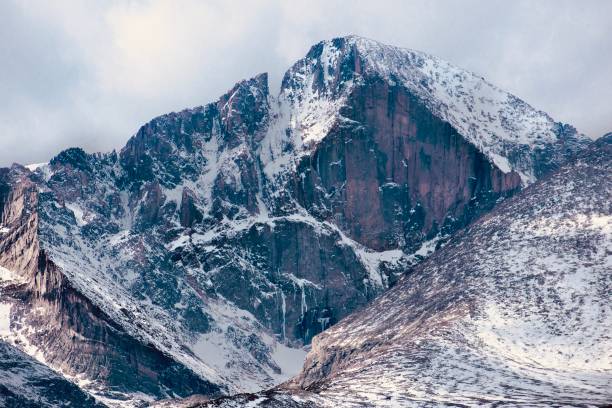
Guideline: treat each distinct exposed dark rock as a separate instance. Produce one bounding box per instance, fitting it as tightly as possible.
[294,77,521,251]
[180,187,203,228]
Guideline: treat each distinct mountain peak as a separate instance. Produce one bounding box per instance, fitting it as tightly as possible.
[217,72,270,147]
[278,36,589,184]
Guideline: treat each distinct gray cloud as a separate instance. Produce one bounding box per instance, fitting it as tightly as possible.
[1,0,610,166]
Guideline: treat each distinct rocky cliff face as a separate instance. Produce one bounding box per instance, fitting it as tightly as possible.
[292,76,522,251]
[0,165,220,401]
[0,36,588,404]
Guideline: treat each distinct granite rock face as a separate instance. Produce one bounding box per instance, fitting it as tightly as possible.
[0,36,588,404]
[293,76,522,251]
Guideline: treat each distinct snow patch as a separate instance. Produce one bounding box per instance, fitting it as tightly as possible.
[0,266,24,284]
[0,303,11,336]
[65,202,88,227]
[25,162,47,171]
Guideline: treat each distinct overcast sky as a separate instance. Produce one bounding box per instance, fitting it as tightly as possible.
[1,0,610,166]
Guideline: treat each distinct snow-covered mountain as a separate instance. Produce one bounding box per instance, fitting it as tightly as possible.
[196,135,612,407]
[0,36,589,405]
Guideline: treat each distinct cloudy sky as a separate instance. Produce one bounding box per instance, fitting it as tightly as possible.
[1,0,610,166]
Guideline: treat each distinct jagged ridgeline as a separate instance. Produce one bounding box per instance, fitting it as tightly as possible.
[0,36,588,404]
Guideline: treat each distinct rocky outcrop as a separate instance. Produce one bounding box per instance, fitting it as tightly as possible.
[181,187,203,228]
[294,76,521,251]
[185,219,377,345]
[0,166,39,276]
[0,340,104,408]
[0,167,221,400]
[217,73,270,149]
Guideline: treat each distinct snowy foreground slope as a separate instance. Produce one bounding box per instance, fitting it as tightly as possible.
[196,136,611,407]
[0,36,588,405]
